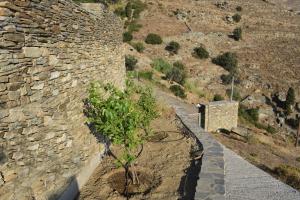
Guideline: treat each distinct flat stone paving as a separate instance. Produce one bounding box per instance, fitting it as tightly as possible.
[224,146,300,200]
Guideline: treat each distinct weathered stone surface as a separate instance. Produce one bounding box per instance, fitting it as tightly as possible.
[0,1,125,199]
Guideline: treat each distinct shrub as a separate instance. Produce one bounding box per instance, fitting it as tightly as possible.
[131,42,145,53]
[232,13,241,22]
[226,88,241,101]
[145,33,163,44]
[125,1,133,18]
[114,7,126,18]
[173,61,185,70]
[123,32,133,42]
[194,46,209,59]
[169,85,186,99]
[138,71,153,80]
[166,66,186,85]
[286,87,295,108]
[151,58,172,74]
[125,55,138,71]
[232,27,242,41]
[213,94,224,101]
[236,6,243,12]
[274,165,300,190]
[220,74,232,85]
[165,41,180,54]
[131,0,147,19]
[212,52,238,73]
[239,105,259,122]
[127,22,143,33]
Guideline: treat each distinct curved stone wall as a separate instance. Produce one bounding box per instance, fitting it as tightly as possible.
[0,1,125,199]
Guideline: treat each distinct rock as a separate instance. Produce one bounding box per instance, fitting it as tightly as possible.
[23,47,43,58]
[0,76,8,83]
[225,15,233,23]
[0,7,13,16]
[27,144,39,151]
[49,55,59,65]
[277,91,286,102]
[241,94,266,107]
[12,152,23,160]
[0,110,9,119]
[3,33,25,43]
[3,132,16,139]
[31,83,44,90]
[50,71,60,80]
[258,106,274,121]
[22,126,38,135]
[215,1,228,9]
[0,83,6,91]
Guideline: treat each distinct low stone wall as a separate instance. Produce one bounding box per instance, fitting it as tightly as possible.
[0,1,125,199]
[204,101,239,132]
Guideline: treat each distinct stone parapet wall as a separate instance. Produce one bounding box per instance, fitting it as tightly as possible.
[0,1,125,199]
[204,101,239,132]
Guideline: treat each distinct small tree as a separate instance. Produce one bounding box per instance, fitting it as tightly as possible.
[145,33,162,44]
[286,87,295,108]
[236,6,243,12]
[131,42,145,53]
[125,55,138,71]
[165,41,180,54]
[86,81,157,197]
[232,27,242,41]
[194,46,209,59]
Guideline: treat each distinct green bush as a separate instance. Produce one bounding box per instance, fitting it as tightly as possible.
[226,88,241,101]
[166,66,186,85]
[165,41,180,54]
[194,46,209,59]
[169,85,186,99]
[232,27,242,41]
[221,74,233,85]
[151,58,172,74]
[274,165,300,190]
[232,14,241,22]
[145,33,163,44]
[173,61,185,70]
[212,52,238,73]
[286,87,295,108]
[114,7,126,18]
[125,55,138,71]
[123,32,133,42]
[138,71,153,80]
[213,94,224,101]
[239,105,259,122]
[127,22,143,33]
[131,0,147,19]
[131,42,145,53]
[236,6,243,12]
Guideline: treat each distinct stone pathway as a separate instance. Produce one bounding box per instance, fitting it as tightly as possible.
[154,89,300,200]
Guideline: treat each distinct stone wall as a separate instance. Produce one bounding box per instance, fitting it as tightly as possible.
[0,1,125,199]
[203,101,239,132]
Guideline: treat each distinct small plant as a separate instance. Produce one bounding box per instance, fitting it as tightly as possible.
[169,85,186,99]
[232,13,241,22]
[123,32,133,42]
[165,41,180,54]
[212,52,238,73]
[274,165,300,190]
[125,55,138,71]
[166,66,186,85]
[131,42,145,53]
[236,6,243,12]
[173,61,184,70]
[213,94,224,101]
[127,22,143,33]
[232,27,242,41]
[131,0,147,19]
[145,33,163,45]
[226,88,241,101]
[286,87,295,108]
[151,58,172,74]
[138,70,153,80]
[86,81,157,197]
[194,46,209,59]
[221,74,233,85]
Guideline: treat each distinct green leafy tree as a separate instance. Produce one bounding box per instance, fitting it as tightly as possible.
[86,81,157,197]
[232,14,241,22]
[125,55,138,71]
[123,32,133,42]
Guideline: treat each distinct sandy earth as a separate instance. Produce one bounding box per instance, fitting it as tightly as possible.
[77,110,196,200]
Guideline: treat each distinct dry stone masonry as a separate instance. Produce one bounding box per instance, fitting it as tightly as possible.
[201,101,239,132]
[0,1,125,199]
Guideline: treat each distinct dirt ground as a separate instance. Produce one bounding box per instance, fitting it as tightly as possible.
[77,107,196,200]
